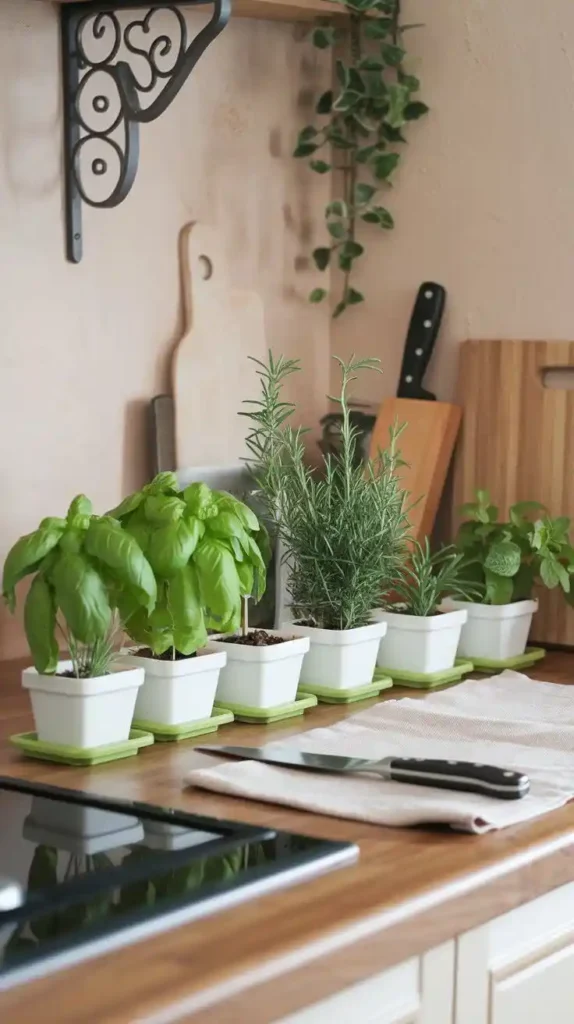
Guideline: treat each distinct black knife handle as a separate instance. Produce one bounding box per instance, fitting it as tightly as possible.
[386,758,530,801]
[397,282,446,400]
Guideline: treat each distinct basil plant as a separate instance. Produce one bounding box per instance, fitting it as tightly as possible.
[109,473,268,657]
[2,496,157,676]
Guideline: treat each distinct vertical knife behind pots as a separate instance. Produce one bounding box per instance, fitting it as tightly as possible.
[396,282,446,400]
[368,281,461,540]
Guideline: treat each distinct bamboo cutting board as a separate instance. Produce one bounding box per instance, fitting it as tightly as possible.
[172,223,267,468]
[453,339,574,646]
[369,398,461,542]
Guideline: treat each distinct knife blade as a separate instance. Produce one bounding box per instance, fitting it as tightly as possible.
[396,282,446,400]
[196,745,530,801]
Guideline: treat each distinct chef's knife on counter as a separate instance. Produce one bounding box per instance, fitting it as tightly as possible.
[196,746,530,801]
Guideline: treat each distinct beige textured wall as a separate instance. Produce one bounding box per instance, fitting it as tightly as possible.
[0,0,331,658]
[333,0,574,405]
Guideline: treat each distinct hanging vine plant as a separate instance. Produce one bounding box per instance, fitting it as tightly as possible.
[294,0,428,317]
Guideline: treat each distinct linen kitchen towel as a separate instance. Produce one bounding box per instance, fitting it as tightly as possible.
[186,672,574,834]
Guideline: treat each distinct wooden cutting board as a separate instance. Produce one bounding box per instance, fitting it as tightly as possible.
[453,339,574,646]
[369,398,461,542]
[172,223,267,469]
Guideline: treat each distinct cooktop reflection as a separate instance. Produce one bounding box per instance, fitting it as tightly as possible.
[0,776,357,989]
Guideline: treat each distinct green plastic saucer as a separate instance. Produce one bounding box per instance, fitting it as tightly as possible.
[377,658,475,690]
[297,673,393,704]
[213,694,318,724]
[132,709,234,743]
[469,646,546,671]
[10,729,154,766]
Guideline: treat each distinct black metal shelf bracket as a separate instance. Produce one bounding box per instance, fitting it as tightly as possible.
[61,0,231,262]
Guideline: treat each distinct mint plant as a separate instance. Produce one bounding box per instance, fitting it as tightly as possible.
[455,489,574,605]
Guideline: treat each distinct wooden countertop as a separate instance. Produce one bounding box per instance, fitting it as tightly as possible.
[0,653,573,1023]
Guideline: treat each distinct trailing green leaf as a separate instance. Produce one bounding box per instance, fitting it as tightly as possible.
[313,243,331,268]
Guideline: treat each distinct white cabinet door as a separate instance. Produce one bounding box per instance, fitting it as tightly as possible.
[455,881,574,1024]
[276,942,454,1024]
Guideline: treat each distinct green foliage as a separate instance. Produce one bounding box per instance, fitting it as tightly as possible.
[455,489,574,605]
[2,496,157,677]
[242,351,410,630]
[391,539,482,617]
[112,475,268,656]
[294,0,428,316]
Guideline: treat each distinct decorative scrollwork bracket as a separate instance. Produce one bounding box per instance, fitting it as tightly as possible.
[61,0,231,262]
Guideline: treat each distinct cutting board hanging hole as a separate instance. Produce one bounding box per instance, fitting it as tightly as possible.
[540,367,574,390]
[199,255,213,281]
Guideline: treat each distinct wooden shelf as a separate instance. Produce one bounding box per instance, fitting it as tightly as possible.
[37,0,342,23]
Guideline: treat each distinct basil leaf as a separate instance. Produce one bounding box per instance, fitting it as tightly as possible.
[123,605,154,649]
[147,472,179,495]
[207,511,249,543]
[229,536,244,562]
[52,553,112,643]
[237,561,254,597]
[144,495,185,525]
[106,492,145,521]
[24,576,59,674]
[40,517,67,532]
[124,517,153,556]
[147,519,202,578]
[85,518,157,613]
[183,482,214,517]
[195,539,241,621]
[67,495,92,521]
[3,526,65,612]
[214,493,259,532]
[168,565,207,655]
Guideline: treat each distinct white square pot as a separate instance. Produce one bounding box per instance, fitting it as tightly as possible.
[119,648,227,726]
[372,608,467,674]
[207,630,310,708]
[21,661,144,748]
[441,598,538,660]
[285,620,387,690]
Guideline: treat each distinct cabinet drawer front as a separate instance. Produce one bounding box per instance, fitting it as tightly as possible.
[492,942,574,1024]
[277,958,420,1024]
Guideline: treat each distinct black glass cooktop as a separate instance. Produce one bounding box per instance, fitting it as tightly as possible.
[0,777,357,989]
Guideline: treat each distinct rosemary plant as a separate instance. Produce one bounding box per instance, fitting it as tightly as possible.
[242,352,410,630]
[391,539,482,617]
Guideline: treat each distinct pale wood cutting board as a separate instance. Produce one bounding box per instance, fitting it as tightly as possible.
[172,223,267,469]
[369,397,461,542]
[453,339,574,646]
